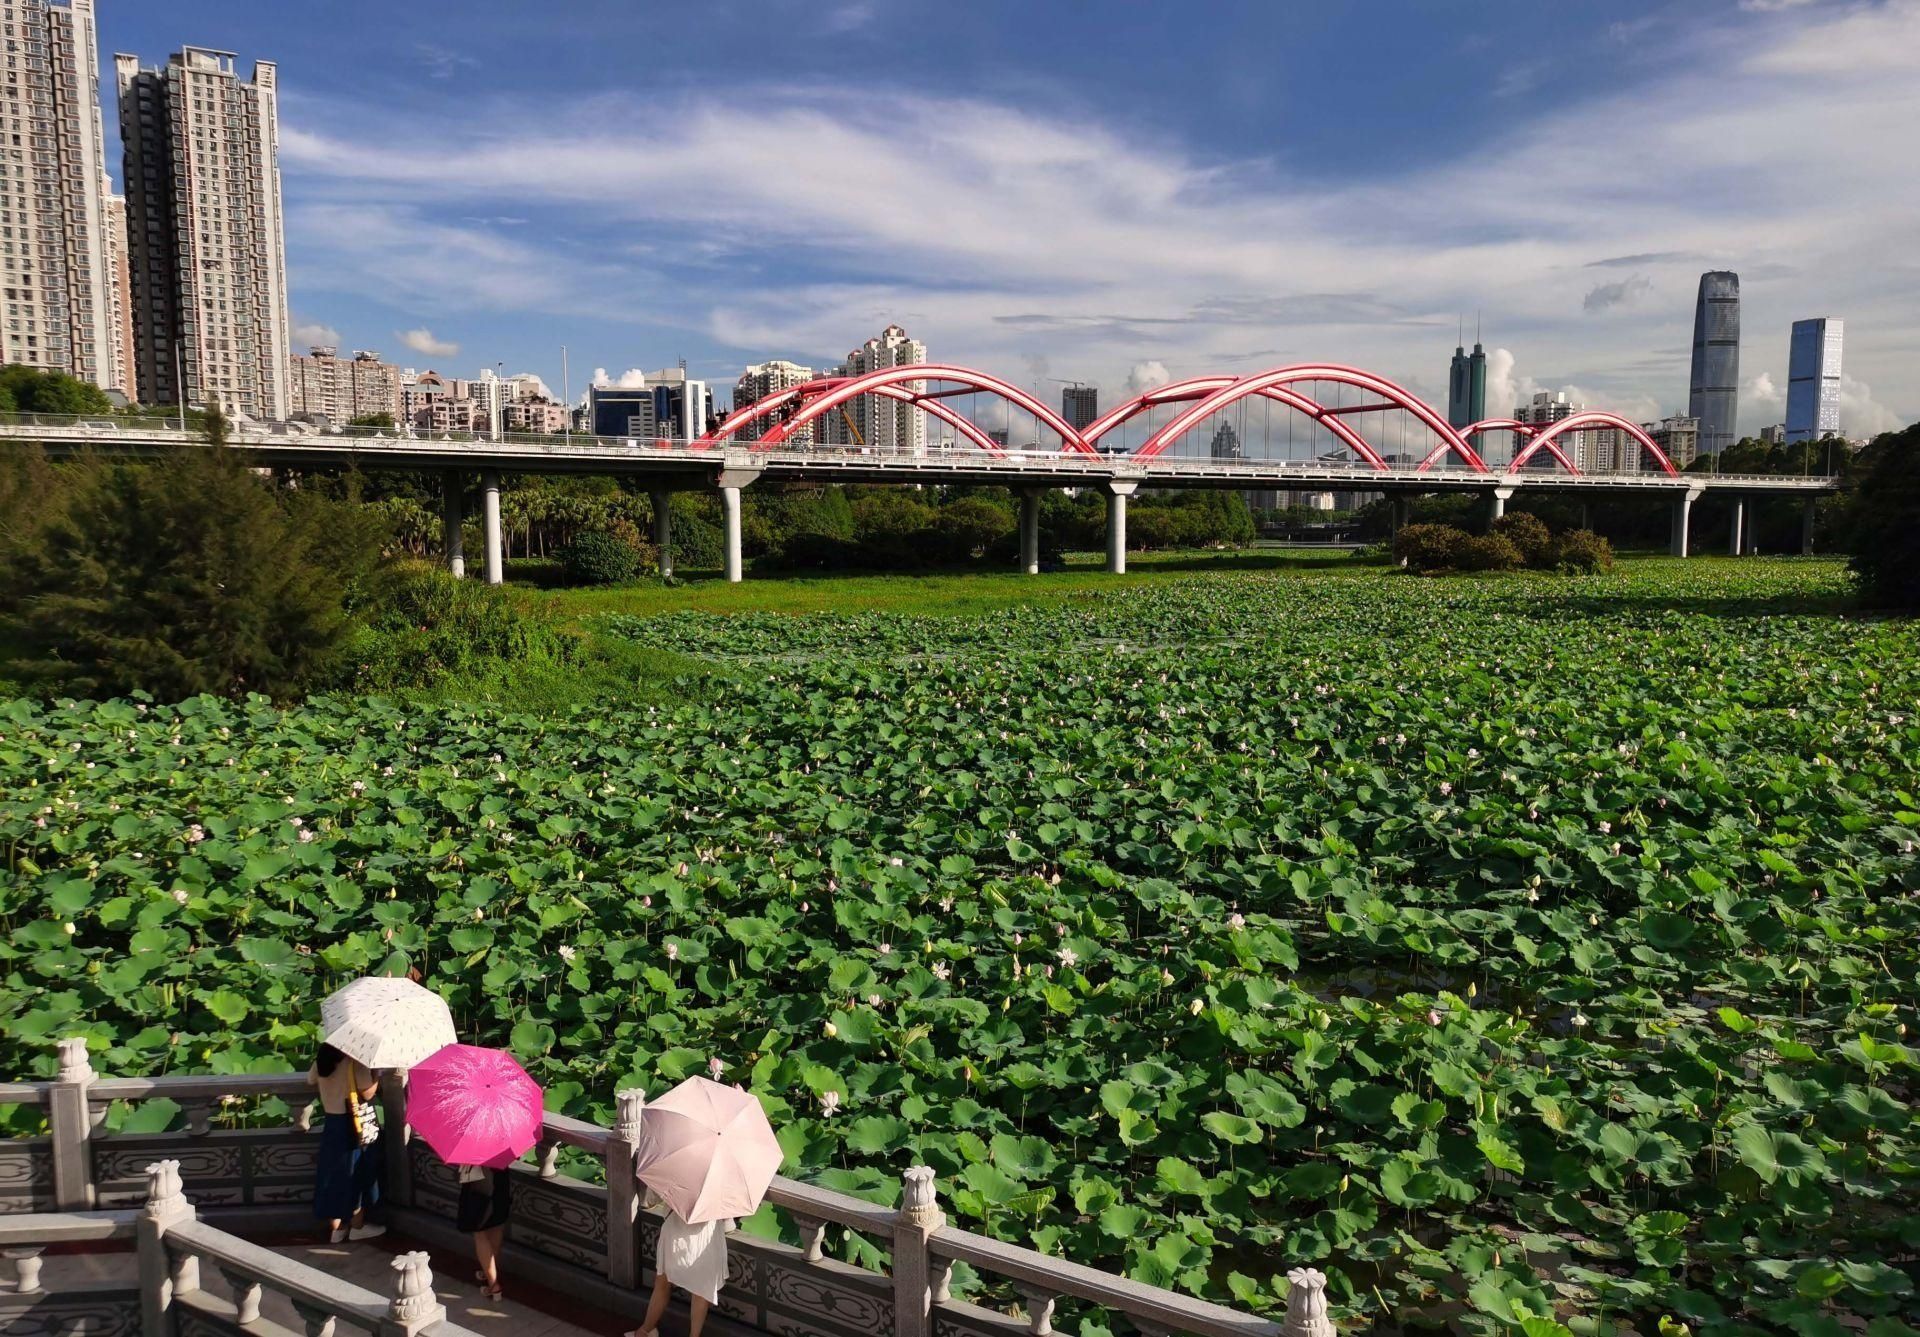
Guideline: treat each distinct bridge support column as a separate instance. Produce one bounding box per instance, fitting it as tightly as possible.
[1490,486,1514,525]
[1104,480,1138,574]
[1671,488,1700,557]
[481,469,503,586]
[1728,498,1745,557]
[715,458,761,585]
[1391,495,1410,537]
[1580,502,1591,533]
[1018,489,1041,575]
[650,489,673,579]
[1801,497,1816,556]
[441,470,465,578]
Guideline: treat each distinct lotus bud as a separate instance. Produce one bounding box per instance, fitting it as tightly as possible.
[823,1020,837,1038]
[1340,1174,1350,1192]
[62,922,75,935]
[387,889,396,899]
[1002,997,1011,1012]
[1189,998,1204,1016]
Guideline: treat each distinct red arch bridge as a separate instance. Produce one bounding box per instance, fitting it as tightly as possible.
[0,363,1840,583]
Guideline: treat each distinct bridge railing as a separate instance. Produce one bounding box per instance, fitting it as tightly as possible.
[1,1041,1326,1337]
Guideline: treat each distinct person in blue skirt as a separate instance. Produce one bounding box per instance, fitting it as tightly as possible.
[308,1042,386,1243]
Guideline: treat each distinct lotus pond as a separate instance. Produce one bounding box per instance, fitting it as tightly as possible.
[3,557,1917,1335]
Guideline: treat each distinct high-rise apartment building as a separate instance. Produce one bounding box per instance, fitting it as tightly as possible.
[821,324,926,453]
[1785,317,1843,443]
[0,0,126,392]
[1688,271,1739,456]
[1643,416,1699,469]
[1446,341,1486,428]
[733,359,815,443]
[1759,423,1787,445]
[116,46,290,419]
[1061,384,1098,432]
[289,346,400,423]
[1516,390,1586,470]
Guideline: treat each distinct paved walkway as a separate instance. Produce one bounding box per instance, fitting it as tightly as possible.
[40,1230,623,1337]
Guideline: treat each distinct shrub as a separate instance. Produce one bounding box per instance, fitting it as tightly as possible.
[1394,523,1472,572]
[1455,533,1525,572]
[1846,424,1920,609]
[340,563,585,693]
[1491,512,1553,566]
[559,529,643,585]
[1551,529,1615,573]
[929,497,1013,561]
[3,446,384,700]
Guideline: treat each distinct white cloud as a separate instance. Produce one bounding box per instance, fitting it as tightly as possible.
[277,0,1920,436]
[1743,371,1785,421]
[291,320,340,348]
[1583,274,1652,314]
[1739,0,1818,12]
[592,367,648,388]
[1839,372,1902,437]
[399,327,460,359]
[1125,360,1172,393]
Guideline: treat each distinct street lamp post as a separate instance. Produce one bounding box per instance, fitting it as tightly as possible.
[562,345,571,446]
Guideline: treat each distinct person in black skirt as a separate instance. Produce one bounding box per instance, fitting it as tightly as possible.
[308,1043,384,1243]
[457,1162,513,1298]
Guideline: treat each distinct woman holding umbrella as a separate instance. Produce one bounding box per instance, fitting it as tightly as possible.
[625,1076,783,1337]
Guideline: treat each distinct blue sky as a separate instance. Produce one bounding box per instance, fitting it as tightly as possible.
[103,0,1919,438]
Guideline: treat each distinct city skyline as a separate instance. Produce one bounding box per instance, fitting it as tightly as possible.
[43,0,1920,441]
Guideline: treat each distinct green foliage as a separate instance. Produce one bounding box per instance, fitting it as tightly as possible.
[338,563,586,691]
[1845,423,1920,608]
[1490,512,1553,565]
[1393,523,1473,572]
[1454,532,1524,572]
[1551,528,1615,573]
[0,366,114,416]
[559,530,643,586]
[5,558,1916,1335]
[2,447,384,700]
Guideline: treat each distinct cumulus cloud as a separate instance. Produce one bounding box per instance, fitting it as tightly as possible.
[399,328,460,359]
[592,367,648,389]
[1839,373,1903,437]
[1126,360,1172,394]
[291,320,341,348]
[1582,274,1653,314]
[1744,371,1785,418]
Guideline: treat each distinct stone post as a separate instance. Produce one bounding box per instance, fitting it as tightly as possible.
[137,1160,198,1337]
[650,490,674,580]
[1018,489,1041,575]
[381,1253,446,1337]
[893,1166,946,1337]
[1801,496,1816,556]
[1282,1267,1335,1337]
[482,469,504,585]
[441,470,465,578]
[606,1089,645,1287]
[1727,497,1745,557]
[49,1037,94,1210]
[1104,481,1138,575]
[2,1247,43,1294]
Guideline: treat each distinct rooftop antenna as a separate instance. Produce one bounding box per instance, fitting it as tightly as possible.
[1458,315,1463,346]
[1476,310,1482,345]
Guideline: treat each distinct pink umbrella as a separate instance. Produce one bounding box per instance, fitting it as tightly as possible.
[633,1077,783,1223]
[406,1044,544,1171]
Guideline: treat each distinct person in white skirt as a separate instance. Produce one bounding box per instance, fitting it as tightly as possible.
[626,1190,731,1337]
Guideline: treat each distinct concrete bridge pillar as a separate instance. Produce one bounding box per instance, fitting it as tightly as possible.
[1728,497,1745,557]
[1018,489,1041,575]
[650,489,674,579]
[1490,486,1514,524]
[481,469,503,585]
[1670,488,1700,557]
[1104,480,1138,574]
[1801,497,1816,556]
[716,458,761,584]
[1391,495,1410,536]
[441,470,465,578]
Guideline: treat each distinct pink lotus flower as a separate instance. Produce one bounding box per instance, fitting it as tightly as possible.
[665,942,679,962]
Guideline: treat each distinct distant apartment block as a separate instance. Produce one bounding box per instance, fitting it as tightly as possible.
[1785,317,1843,443]
[400,367,560,435]
[820,324,926,452]
[1643,416,1699,469]
[1759,423,1787,445]
[1688,272,1739,456]
[1515,390,1585,470]
[733,359,816,443]
[0,0,126,393]
[290,346,399,423]
[116,45,289,419]
[1061,385,1098,432]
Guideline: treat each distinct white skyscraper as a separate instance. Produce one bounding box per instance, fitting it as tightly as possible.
[734,358,815,442]
[0,0,126,393]
[116,45,290,419]
[1785,317,1843,443]
[825,324,926,453]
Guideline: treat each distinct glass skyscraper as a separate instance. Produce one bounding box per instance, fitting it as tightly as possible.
[1446,341,1486,428]
[1785,317,1843,443]
[1688,272,1740,456]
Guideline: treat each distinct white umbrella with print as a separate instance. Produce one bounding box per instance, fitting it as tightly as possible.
[321,977,457,1069]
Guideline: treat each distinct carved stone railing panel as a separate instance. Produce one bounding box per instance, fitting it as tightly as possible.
[0,1287,142,1336]
[92,1128,317,1208]
[0,1138,54,1214]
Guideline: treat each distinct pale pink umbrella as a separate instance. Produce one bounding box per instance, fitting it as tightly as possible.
[406,1044,544,1170]
[633,1077,783,1223]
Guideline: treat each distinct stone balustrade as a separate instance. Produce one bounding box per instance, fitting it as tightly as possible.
[1,1041,1326,1336]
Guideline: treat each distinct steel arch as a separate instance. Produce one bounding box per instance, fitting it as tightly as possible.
[1510,411,1679,477]
[1461,418,1579,475]
[1083,375,1391,471]
[700,377,1007,456]
[704,364,1096,455]
[1131,365,1489,472]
